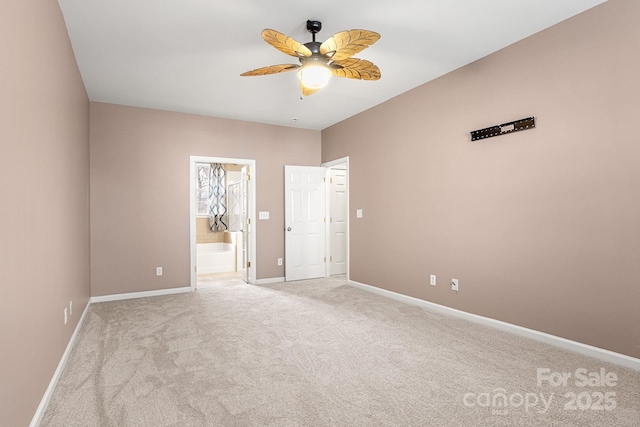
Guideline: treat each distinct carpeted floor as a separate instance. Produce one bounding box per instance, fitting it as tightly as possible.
[41,276,639,426]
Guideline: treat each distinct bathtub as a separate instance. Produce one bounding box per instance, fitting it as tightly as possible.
[196,242,236,274]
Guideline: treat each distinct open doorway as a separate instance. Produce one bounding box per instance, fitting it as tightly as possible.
[189,156,256,290]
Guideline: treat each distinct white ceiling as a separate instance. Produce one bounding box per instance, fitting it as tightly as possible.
[58,0,606,130]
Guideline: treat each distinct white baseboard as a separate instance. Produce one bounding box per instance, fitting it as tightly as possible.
[255,277,285,285]
[91,286,191,303]
[348,280,640,371]
[30,300,92,427]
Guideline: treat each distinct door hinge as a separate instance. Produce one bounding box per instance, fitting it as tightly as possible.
[247,261,251,268]
[330,177,333,184]
[247,218,251,225]
[323,177,326,182]
[324,257,326,262]
[194,266,197,273]
[330,256,333,262]
[247,173,251,181]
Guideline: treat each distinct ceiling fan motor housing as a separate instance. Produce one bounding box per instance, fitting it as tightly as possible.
[303,41,322,57]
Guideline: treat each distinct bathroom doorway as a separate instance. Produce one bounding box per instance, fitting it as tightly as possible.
[189,156,256,290]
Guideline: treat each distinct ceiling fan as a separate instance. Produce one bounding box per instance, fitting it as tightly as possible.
[241,20,381,96]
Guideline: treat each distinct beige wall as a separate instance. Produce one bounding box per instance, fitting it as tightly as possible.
[90,102,321,296]
[0,1,90,426]
[322,0,640,359]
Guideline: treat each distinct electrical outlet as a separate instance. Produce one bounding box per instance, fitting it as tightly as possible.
[64,307,68,325]
[451,278,459,291]
[430,275,436,286]
[156,267,163,276]
[277,258,283,266]
[69,300,73,315]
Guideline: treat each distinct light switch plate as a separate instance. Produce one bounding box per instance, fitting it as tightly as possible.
[259,211,270,220]
[356,209,363,218]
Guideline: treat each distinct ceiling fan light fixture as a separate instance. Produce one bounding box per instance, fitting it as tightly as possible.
[298,64,332,89]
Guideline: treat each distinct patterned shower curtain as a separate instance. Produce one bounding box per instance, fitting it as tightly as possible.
[208,163,228,231]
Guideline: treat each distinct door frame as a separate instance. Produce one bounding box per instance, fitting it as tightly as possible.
[189,155,256,289]
[322,156,350,280]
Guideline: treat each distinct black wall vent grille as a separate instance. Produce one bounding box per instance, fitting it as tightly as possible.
[471,117,535,141]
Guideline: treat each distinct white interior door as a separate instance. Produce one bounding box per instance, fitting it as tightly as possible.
[241,165,249,283]
[285,165,327,281]
[329,168,348,275]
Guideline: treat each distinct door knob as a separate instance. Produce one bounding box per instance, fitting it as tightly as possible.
[287,227,291,231]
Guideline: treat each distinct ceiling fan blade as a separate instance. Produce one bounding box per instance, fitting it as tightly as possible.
[261,29,312,58]
[299,80,320,96]
[240,64,300,76]
[331,58,381,80]
[320,29,380,62]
